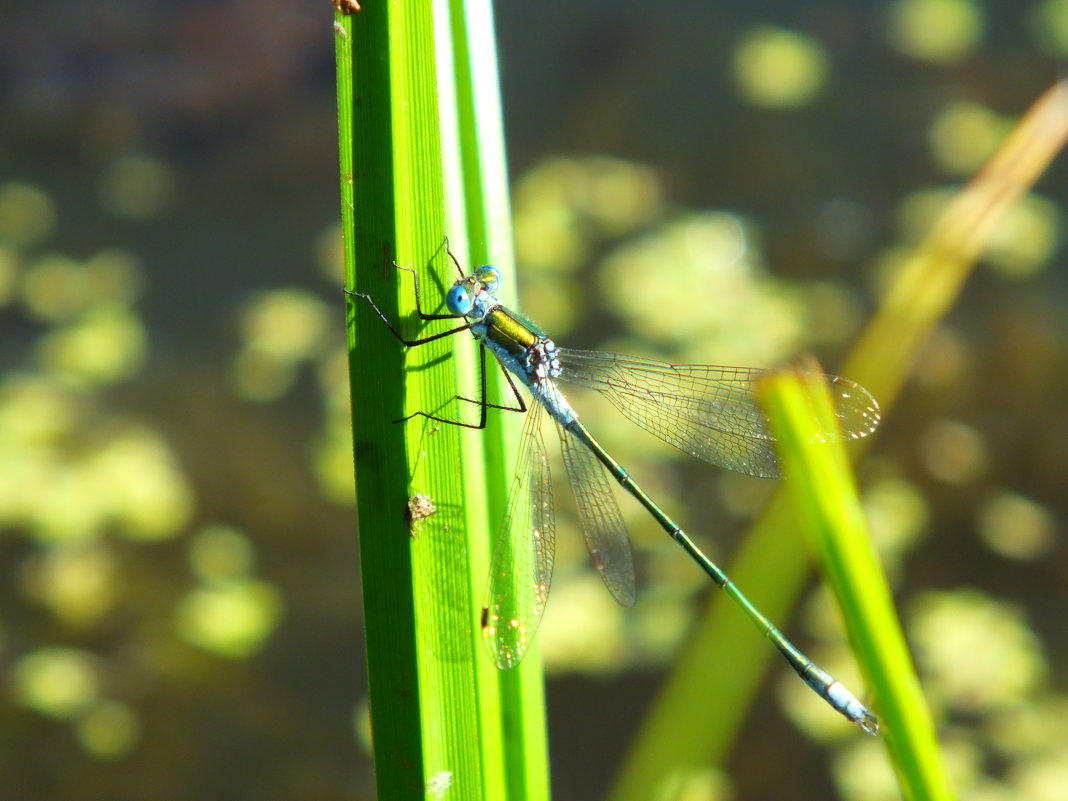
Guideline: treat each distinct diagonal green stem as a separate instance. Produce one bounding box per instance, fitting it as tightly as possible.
[610,80,1068,801]
[760,370,954,801]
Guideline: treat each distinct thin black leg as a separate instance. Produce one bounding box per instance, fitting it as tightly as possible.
[396,346,493,430]
[456,351,526,414]
[404,342,529,429]
[345,287,470,346]
[443,236,465,279]
[389,262,460,322]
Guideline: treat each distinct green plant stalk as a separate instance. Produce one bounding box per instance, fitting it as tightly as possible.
[336,9,422,799]
[610,80,1068,801]
[759,370,953,801]
[338,0,547,798]
[442,1,551,798]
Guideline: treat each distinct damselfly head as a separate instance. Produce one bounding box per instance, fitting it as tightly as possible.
[446,266,503,316]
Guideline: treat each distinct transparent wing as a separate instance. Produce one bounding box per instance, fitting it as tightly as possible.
[557,349,880,479]
[482,403,556,670]
[555,420,636,607]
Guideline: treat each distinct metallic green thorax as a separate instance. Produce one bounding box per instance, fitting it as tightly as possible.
[481,307,542,360]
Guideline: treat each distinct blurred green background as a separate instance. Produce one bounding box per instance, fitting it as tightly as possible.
[3,1,1068,800]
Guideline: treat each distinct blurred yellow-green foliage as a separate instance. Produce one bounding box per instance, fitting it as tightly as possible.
[2,3,1068,801]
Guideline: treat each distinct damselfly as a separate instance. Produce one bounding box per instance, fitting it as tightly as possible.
[349,254,881,733]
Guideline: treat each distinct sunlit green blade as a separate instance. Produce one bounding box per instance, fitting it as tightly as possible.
[556,420,636,608]
[482,403,555,669]
[760,370,947,793]
[557,348,880,478]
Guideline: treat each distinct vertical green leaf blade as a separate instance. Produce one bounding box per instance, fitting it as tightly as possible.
[336,7,423,800]
[441,1,549,798]
[448,2,551,798]
[337,3,479,799]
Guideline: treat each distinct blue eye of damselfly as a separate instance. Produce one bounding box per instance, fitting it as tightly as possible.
[446,284,474,315]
